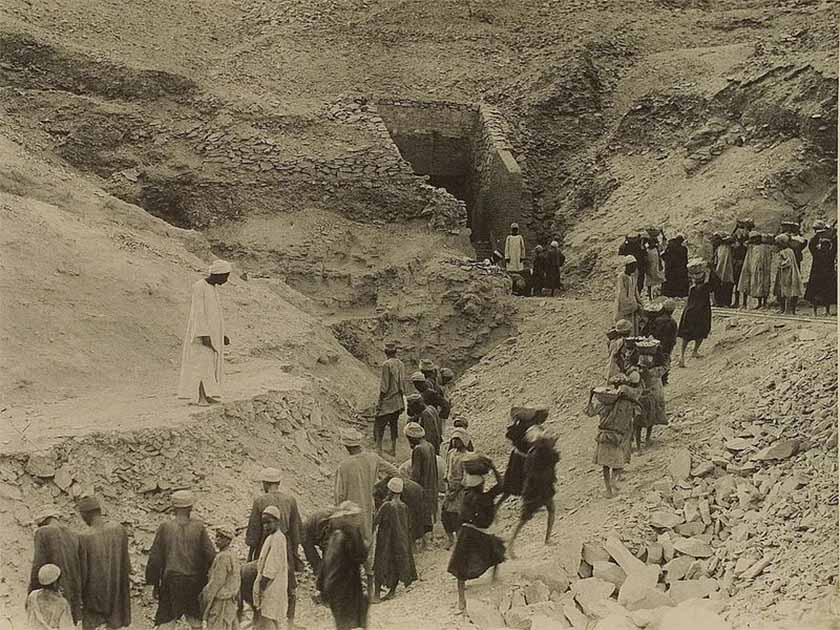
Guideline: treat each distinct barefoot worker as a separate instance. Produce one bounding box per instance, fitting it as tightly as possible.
[405,422,438,550]
[26,564,75,630]
[374,342,408,456]
[507,425,559,559]
[447,462,506,613]
[252,506,289,630]
[146,490,216,630]
[201,526,240,630]
[177,260,231,405]
[372,477,416,603]
[319,502,369,630]
[677,259,712,368]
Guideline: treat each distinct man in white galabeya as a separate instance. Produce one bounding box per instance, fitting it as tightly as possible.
[178,260,231,405]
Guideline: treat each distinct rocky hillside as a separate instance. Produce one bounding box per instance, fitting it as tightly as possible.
[449,300,837,629]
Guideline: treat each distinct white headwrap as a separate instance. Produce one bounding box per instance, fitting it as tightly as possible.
[209,259,232,275]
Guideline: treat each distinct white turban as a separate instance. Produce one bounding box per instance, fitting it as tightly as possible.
[209,259,232,275]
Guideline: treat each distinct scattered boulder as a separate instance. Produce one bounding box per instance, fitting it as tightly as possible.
[629,606,670,628]
[663,556,693,582]
[650,511,684,530]
[556,536,584,578]
[591,613,636,630]
[519,560,571,593]
[525,581,552,605]
[562,601,589,629]
[592,561,626,588]
[752,439,800,461]
[658,603,731,629]
[646,543,663,565]
[671,537,713,558]
[571,577,616,603]
[531,613,571,630]
[505,606,534,630]
[620,584,671,612]
[468,599,506,629]
[667,577,720,604]
[25,454,57,478]
[604,535,648,577]
[583,542,611,565]
[690,461,715,477]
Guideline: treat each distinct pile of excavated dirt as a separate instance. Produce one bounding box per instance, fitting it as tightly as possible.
[207,208,516,375]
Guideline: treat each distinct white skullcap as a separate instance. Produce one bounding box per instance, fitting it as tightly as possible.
[387,477,404,494]
[209,259,232,275]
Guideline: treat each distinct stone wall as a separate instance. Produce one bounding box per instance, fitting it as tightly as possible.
[373,98,527,259]
[472,104,526,258]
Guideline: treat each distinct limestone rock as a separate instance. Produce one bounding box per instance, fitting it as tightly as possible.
[0,482,22,501]
[629,606,670,628]
[668,449,692,480]
[620,584,671,612]
[583,542,611,565]
[577,598,628,620]
[616,567,662,607]
[525,581,551,605]
[667,578,720,604]
[53,466,73,491]
[562,602,589,629]
[658,602,731,629]
[591,613,636,630]
[505,606,533,630]
[690,461,715,477]
[683,499,699,523]
[25,454,56,478]
[672,537,713,558]
[468,599,506,629]
[572,577,615,603]
[557,536,584,578]
[604,535,648,577]
[674,521,705,537]
[753,439,800,461]
[646,543,663,565]
[531,613,571,630]
[663,556,693,582]
[650,511,684,530]
[519,560,571,593]
[592,561,626,588]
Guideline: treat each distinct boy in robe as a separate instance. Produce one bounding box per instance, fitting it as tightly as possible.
[730,219,752,308]
[29,505,82,624]
[244,468,302,626]
[146,490,215,630]
[614,255,643,335]
[736,231,761,309]
[319,503,369,630]
[77,496,131,630]
[178,260,231,404]
[372,477,417,602]
[26,564,74,630]
[677,264,712,367]
[405,422,438,550]
[504,223,526,272]
[253,507,288,630]
[202,526,240,630]
[441,428,470,548]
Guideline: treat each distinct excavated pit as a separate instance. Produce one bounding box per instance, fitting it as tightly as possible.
[376,99,527,258]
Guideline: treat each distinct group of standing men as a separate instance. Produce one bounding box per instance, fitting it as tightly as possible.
[709,218,837,315]
[501,223,566,297]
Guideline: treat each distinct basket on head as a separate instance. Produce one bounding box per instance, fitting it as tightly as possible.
[634,338,661,356]
[593,386,620,405]
[462,454,493,476]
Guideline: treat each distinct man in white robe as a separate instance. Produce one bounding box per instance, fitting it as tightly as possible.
[504,223,526,272]
[178,260,231,404]
[253,506,288,630]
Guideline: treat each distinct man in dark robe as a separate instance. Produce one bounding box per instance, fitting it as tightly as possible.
[405,422,439,550]
[77,496,131,630]
[146,490,215,630]
[372,477,417,602]
[507,426,559,559]
[318,502,369,630]
[650,299,678,384]
[406,394,442,455]
[29,505,82,624]
[410,372,449,422]
[244,467,303,626]
[662,234,689,297]
[301,507,337,575]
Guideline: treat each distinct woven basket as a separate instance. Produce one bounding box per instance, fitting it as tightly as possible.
[593,386,620,405]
